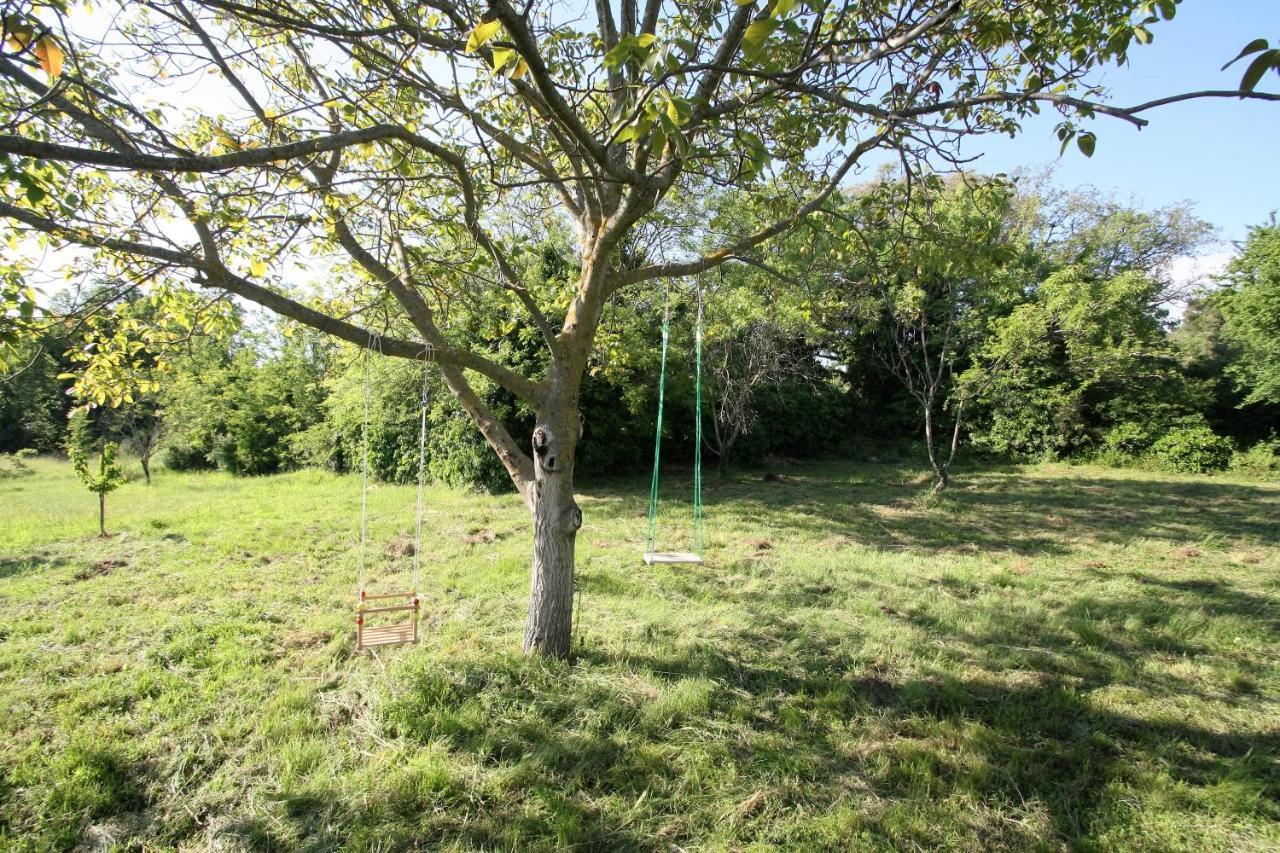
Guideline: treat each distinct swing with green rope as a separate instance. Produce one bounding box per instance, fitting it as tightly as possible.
[643,283,706,565]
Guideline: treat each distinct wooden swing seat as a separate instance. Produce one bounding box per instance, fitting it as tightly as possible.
[356,592,419,652]
[643,551,703,565]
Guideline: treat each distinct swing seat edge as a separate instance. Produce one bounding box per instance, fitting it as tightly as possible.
[643,551,704,565]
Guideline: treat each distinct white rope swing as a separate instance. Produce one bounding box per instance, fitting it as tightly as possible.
[354,337,429,651]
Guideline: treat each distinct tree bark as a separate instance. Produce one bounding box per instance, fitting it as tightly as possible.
[140,455,151,485]
[923,402,948,491]
[98,493,106,537]
[522,405,582,657]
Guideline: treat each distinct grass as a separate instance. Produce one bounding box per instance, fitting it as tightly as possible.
[0,455,1277,851]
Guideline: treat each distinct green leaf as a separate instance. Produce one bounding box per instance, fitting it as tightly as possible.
[665,95,692,125]
[735,0,755,6]
[603,41,632,69]
[635,33,656,48]
[1076,131,1096,158]
[1222,38,1269,70]
[742,19,780,62]
[1239,49,1279,93]
[250,259,267,277]
[773,0,798,17]
[1133,25,1152,45]
[465,19,501,54]
[1156,0,1176,20]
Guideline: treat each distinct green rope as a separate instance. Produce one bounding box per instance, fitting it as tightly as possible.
[692,284,705,555]
[645,289,670,553]
[645,284,706,557]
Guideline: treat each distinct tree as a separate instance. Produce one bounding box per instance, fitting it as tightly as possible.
[978,265,1202,458]
[832,175,1022,490]
[972,183,1213,459]
[117,400,164,484]
[1217,220,1280,406]
[705,320,813,476]
[3,1,1275,656]
[67,408,126,536]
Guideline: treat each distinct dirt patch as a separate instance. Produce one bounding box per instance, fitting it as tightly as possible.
[1082,560,1109,569]
[1010,560,1032,575]
[386,533,417,559]
[464,529,498,545]
[284,630,333,649]
[854,675,895,706]
[1175,547,1202,559]
[74,558,127,581]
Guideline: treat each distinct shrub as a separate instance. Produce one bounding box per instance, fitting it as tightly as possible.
[1231,437,1280,480]
[1150,426,1234,474]
[163,443,214,471]
[1104,421,1158,458]
[301,356,518,493]
[0,447,36,479]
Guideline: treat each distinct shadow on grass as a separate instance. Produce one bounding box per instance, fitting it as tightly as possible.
[0,551,71,581]
[231,564,1279,851]
[607,461,1280,556]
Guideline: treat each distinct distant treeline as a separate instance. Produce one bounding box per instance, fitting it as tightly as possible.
[4,176,1278,487]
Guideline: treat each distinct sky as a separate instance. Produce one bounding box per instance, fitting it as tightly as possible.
[960,0,1279,249]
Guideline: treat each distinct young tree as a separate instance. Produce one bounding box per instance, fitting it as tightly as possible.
[705,320,813,476]
[833,175,1022,490]
[2,1,1274,655]
[117,400,164,484]
[67,408,127,536]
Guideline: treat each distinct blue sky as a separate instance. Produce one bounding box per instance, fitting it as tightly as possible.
[961,0,1279,247]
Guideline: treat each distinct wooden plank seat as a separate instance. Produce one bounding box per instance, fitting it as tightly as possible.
[643,551,703,565]
[356,590,419,652]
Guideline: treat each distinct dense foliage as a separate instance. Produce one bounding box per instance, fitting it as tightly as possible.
[5,181,1278,486]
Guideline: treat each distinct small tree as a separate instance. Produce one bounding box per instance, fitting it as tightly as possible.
[67,409,126,536]
[835,176,1022,490]
[705,321,813,476]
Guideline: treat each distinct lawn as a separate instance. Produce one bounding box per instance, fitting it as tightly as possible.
[0,456,1277,851]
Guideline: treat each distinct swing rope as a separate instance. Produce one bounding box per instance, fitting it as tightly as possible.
[693,285,705,554]
[644,288,671,554]
[355,337,428,599]
[411,353,429,596]
[356,342,373,597]
[645,283,705,557]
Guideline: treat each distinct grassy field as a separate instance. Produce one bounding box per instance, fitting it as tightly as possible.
[0,456,1277,851]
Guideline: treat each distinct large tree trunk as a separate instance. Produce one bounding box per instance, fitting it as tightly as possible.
[522,406,582,657]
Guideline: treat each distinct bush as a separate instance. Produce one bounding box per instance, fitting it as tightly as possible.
[1103,421,1158,458]
[1150,426,1234,474]
[163,443,214,471]
[300,356,518,493]
[0,447,36,479]
[1231,437,1280,480]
